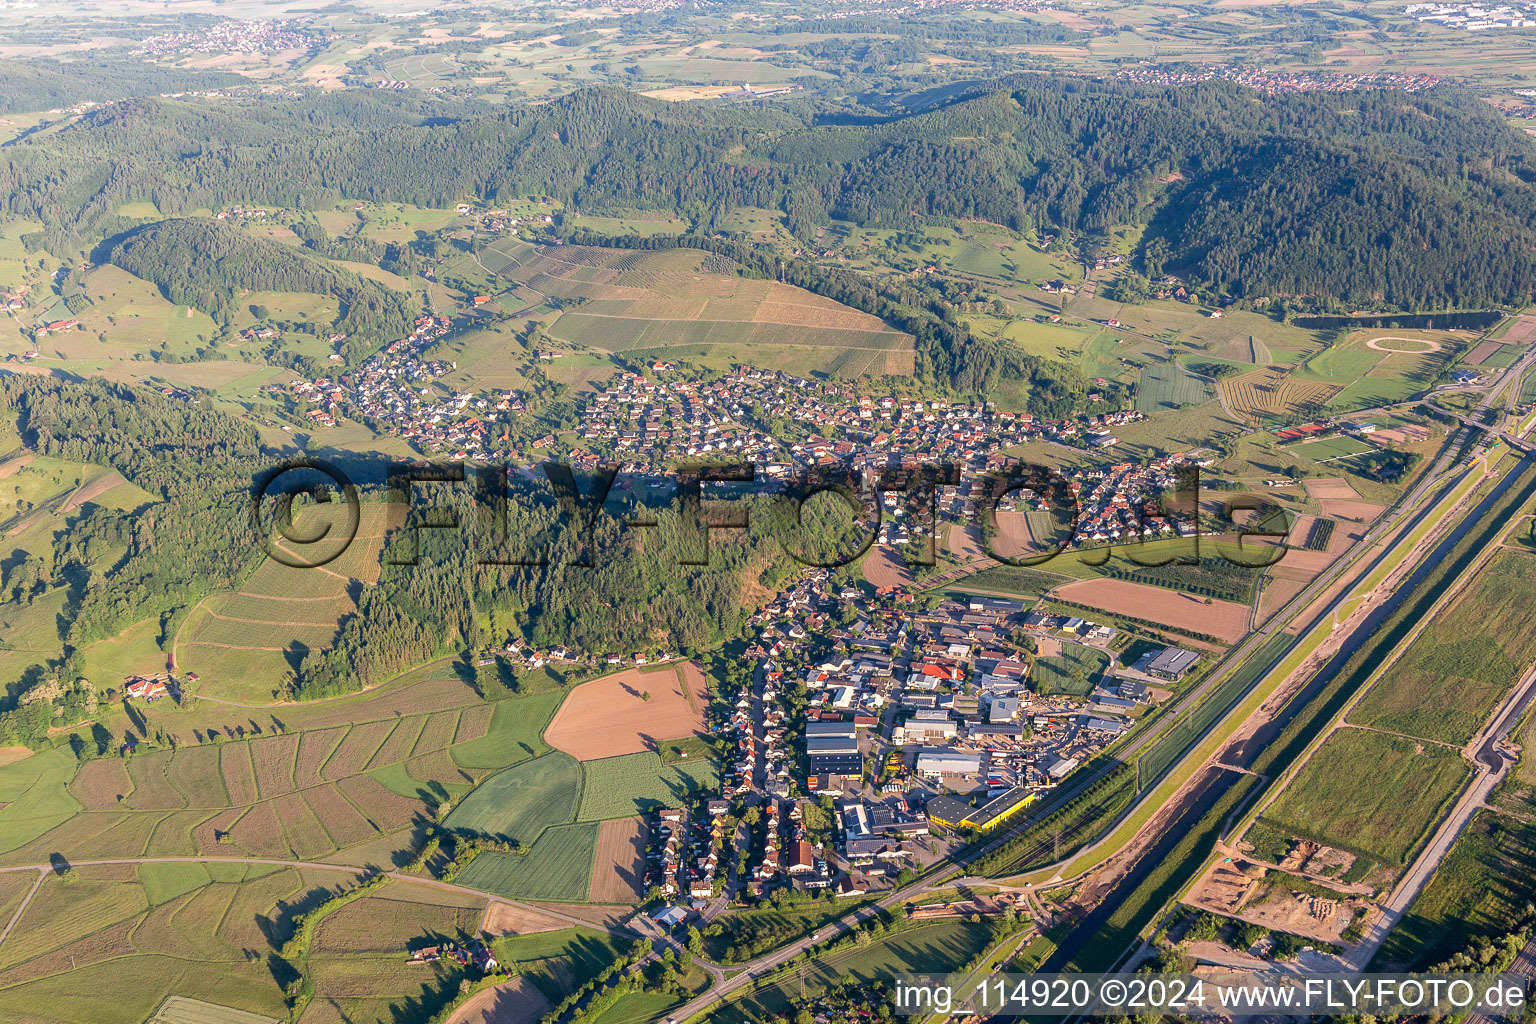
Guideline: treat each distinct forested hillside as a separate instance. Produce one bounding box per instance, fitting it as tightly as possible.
[0,57,244,115]
[291,486,791,700]
[105,219,419,364]
[6,77,1536,364]
[0,374,809,718]
[0,376,267,745]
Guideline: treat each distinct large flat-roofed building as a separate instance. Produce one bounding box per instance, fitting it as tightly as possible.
[915,749,982,776]
[924,795,973,830]
[1147,646,1200,681]
[965,786,1036,832]
[895,709,958,745]
[923,787,1035,833]
[807,729,861,773]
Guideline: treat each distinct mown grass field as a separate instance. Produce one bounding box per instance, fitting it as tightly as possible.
[450,692,562,770]
[1136,359,1213,413]
[1350,548,1536,744]
[148,995,282,1024]
[26,265,220,364]
[1262,728,1471,866]
[574,751,719,821]
[0,747,83,855]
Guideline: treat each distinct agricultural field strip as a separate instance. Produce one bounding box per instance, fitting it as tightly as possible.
[15,703,497,876]
[183,654,464,711]
[1242,486,1525,838]
[0,856,640,944]
[0,869,45,950]
[553,309,904,334]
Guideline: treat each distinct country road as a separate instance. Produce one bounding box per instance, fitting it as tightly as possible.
[669,878,935,1022]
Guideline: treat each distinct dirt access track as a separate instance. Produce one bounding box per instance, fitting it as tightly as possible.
[544,662,708,760]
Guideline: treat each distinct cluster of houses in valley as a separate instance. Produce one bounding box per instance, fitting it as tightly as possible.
[1117,63,1444,93]
[249,303,1244,556]
[271,313,528,452]
[569,366,1145,477]
[555,365,1219,553]
[267,341,1231,557]
[134,17,332,55]
[214,205,269,221]
[454,204,555,235]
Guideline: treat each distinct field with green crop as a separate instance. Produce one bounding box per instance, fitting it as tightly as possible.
[1375,811,1536,969]
[1289,435,1376,462]
[1031,645,1109,697]
[450,691,563,770]
[454,822,598,902]
[443,752,582,843]
[1263,729,1470,866]
[0,747,84,855]
[953,564,1072,598]
[574,751,719,821]
[1350,548,1536,744]
[1136,359,1214,413]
